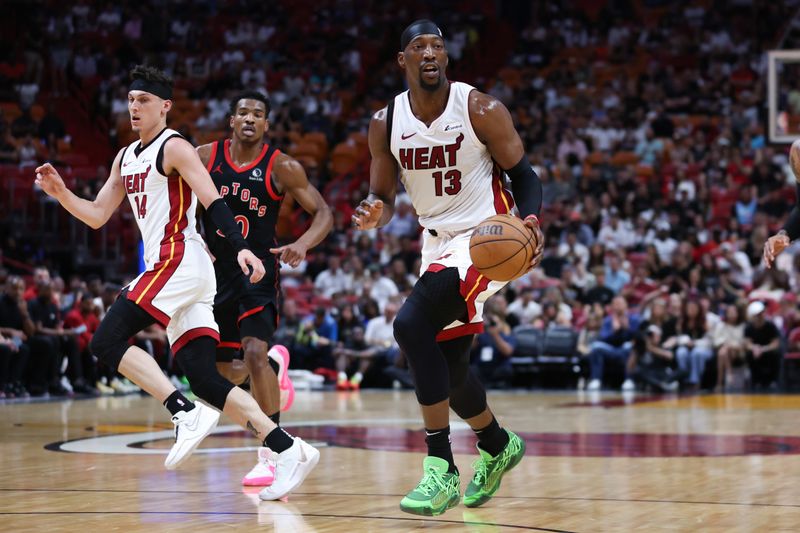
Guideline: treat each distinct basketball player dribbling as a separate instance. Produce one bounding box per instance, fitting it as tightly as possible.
[197,90,332,489]
[353,21,545,516]
[35,65,318,500]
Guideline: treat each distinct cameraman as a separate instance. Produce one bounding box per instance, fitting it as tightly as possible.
[471,296,517,386]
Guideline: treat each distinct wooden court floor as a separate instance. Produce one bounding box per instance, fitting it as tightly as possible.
[3,390,800,532]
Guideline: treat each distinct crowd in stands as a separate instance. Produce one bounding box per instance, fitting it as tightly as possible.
[4,1,800,397]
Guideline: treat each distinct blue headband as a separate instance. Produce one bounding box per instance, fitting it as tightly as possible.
[400,19,443,50]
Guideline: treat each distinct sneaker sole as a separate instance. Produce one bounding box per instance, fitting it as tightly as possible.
[463,437,527,508]
[400,493,460,516]
[242,475,275,486]
[269,346,295,411]
[164,407,220,470]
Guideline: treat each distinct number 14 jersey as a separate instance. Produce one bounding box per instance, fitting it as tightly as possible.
[119,127,203,270]
[387,81,514,233]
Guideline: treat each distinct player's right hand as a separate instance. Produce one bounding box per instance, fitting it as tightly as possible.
[34,163,66,199]
[237,249,265,283]
[763,232,790,268]
[352,199,383,230]
[522,216,545,272]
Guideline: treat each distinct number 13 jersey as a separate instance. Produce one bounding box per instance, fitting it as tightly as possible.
[387,81,514,233]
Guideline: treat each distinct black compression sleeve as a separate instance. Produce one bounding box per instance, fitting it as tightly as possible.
[206,198,248,253]
[505,156,542,219]
[783,183,800,241]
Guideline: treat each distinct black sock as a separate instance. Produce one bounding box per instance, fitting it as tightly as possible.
[268,411,280,425]
[263,426,294,453]
[426,425,457,473]
[163,390,195,416]
[474,417,509,457]
[268,357,280,374]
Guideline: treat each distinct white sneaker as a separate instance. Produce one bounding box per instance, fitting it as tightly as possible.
[109,377,128,394]
[121,378,140,393]
[164,402,220,470]
[621,379,635,391]
[586,379,601,391]
[258,437,320,500]
[243,447,277,486]
[95,380,114,395]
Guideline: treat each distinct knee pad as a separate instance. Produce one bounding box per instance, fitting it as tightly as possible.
[449,368,487,420]
[177,336,235,410]
[88,328,128,371]
[440,334,487,418]
[394,268,467,347]
[90,295,156,371]
[440,335,473,389]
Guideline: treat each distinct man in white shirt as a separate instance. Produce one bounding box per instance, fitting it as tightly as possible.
[314,256,352,298]
[557,230,589,269]
[506,288,541,326]
[596,208,635,251]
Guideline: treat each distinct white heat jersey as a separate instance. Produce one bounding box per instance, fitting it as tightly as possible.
[119,128,203,270]
[388,82,514,232]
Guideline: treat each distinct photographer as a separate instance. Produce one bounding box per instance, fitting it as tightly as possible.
[472,296,517,386]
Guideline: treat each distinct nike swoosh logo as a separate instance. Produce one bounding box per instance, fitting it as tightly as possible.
[401,132,417,140]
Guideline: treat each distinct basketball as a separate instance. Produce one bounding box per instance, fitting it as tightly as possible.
[469,214,536,281]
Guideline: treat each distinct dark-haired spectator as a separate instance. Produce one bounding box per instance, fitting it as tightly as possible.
[630,324,681,392]
[743,301,781,390]
[604,251,631,295]
[584,266,615,307]
[314,256,350,298]
[62,292,100,395]
[26,280,71,395]
[10,108,37,139]
[37,101,67,150]
[587,296,640,391]
[712,303,746,391]
[670,300,713,391]
[0,276,32,397]
[295,306,338,374]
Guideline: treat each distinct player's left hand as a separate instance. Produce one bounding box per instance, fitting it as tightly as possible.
[237,249,265,283]
[270,241,309,268]
[523,216,545,272]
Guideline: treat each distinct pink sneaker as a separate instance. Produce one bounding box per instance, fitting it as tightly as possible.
[268,344,295,412]
[242,446,277,486]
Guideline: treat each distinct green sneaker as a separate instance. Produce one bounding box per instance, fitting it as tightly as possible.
[399,456,461,516]
[463,430,526,508]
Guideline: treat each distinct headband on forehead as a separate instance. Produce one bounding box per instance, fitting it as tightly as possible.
[400,19,443,50]
[129,78,173,100]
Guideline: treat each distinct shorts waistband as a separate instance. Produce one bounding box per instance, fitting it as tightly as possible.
[426,227,471,239]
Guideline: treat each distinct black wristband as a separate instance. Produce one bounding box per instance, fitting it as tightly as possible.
[206,198,248,253]
[505,156,542,219]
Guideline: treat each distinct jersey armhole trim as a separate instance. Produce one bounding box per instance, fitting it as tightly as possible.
[265,150,283,201]
[386,99,395,153]
[118,146,129,172]
[156,133,185,177]
[206,141,218,172]
[463,87,486,149]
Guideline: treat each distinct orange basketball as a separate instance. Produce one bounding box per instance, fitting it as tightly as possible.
[469,214,536,282]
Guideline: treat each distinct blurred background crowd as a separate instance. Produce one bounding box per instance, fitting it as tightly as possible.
[2,0,800,398]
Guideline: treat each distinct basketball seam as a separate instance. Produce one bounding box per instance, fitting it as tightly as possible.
[471,240,530,271]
